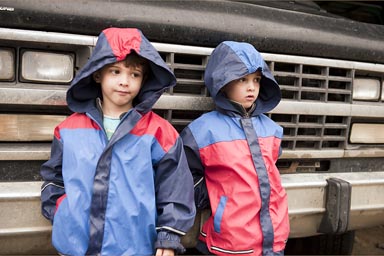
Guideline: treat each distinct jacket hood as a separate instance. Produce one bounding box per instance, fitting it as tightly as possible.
[67,27,176,114]
[204,41,281,116]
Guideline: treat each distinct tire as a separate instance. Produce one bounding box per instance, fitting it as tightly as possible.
[285,231,355,255]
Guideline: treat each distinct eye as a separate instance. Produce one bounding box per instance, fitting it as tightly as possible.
[110,69,120,75]
[239,78,246,83]
[131,72,142,78]
[255,77,261,83]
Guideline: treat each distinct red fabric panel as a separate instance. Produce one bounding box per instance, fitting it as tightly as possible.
[199,138,289,254]
[130,112,178,152]
[54,113,101,140]
[103,28,142,61]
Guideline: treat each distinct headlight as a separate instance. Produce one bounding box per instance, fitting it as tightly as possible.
[21,50,74,83]
[382,81,384,101]
[353,78,380,101]
[350,123,384,144]
[0,48,15,81]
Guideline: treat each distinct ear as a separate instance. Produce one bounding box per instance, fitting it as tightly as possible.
[93,72,101,83]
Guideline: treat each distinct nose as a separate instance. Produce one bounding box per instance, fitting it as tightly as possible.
[119,73,130,87]
[247,81,256,91]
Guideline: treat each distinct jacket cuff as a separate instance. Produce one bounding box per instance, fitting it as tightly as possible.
[154,231,186,254]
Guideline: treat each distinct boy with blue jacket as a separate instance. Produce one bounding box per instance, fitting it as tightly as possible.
[181,41,290,255]
[40,27,196,256]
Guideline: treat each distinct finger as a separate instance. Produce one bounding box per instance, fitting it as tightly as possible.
[155,248,163,256]
[163,248,175,256]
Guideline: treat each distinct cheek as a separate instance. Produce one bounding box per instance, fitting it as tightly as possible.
[100,85,112,98]
[137,79,144,89]
[227,86,240,99]
[100,75,115,86]
[132,82,143,94]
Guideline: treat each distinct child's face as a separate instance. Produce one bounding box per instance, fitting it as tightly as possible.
[223,71,261,109]
[94,60,144,116]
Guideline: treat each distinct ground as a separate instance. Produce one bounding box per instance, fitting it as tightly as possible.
[353,225,384,255]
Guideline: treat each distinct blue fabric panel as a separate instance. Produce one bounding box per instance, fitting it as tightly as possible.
[52,128,105,255]
[188,111,245,149]
[204,43,249,98]
[102,134,158,255]
[240,118,274,255]
[180,127,209,209]
[203,40,281,117]
[86,110,142,255]
[188,111,282,149]
[253,114,284,139]
[223,41,265,74]
[214,196,228,233]
[40,137,64,222]
[154,136,196,234]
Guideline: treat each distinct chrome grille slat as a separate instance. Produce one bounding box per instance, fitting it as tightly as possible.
[171,64,205,70]
[174,78,205,86]
[283,136,345,141]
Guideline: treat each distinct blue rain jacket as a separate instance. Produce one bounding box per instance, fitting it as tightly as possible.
[40,28,195,256]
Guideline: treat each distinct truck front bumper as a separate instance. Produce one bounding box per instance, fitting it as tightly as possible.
[1,171,384,253]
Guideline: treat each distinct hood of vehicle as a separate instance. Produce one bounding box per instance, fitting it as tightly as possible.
[1,0,384,63]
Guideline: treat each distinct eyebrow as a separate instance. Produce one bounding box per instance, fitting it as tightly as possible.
[107,64,121,69]
[131,66,143,72]
[108,63,143,73]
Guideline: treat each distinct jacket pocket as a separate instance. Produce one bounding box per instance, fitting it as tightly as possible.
[214,195,227,233]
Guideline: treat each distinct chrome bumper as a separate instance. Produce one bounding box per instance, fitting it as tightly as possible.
[1,172,384,253]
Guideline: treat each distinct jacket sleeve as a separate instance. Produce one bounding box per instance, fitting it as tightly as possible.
[276,123,284,160]
[154,134,196,253]
[180,127,210,210]
[40,130,65,223]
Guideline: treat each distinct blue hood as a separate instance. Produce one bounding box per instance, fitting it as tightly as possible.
[204,41,281,116]
[67,27,176,114]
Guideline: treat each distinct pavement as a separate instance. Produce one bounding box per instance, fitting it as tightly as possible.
[353,225,384,255]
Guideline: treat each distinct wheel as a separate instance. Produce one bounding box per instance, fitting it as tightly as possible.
[285,231,355,255]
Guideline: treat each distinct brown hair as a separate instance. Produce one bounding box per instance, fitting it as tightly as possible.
[124,52,150,83]
[93,51,150,86]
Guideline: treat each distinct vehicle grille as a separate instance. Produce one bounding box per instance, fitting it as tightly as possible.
[272,62,352,103]
[1,29,381,155]
[268,113,349,150]
[155,50,355,150]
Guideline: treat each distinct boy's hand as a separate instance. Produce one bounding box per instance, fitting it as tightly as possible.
[155,248,175,256]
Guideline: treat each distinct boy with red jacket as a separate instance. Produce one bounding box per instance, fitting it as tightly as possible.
[181,41,290,255]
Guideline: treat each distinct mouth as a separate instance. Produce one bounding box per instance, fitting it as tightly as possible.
[246,95,255,100]
[116,90,130,95]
